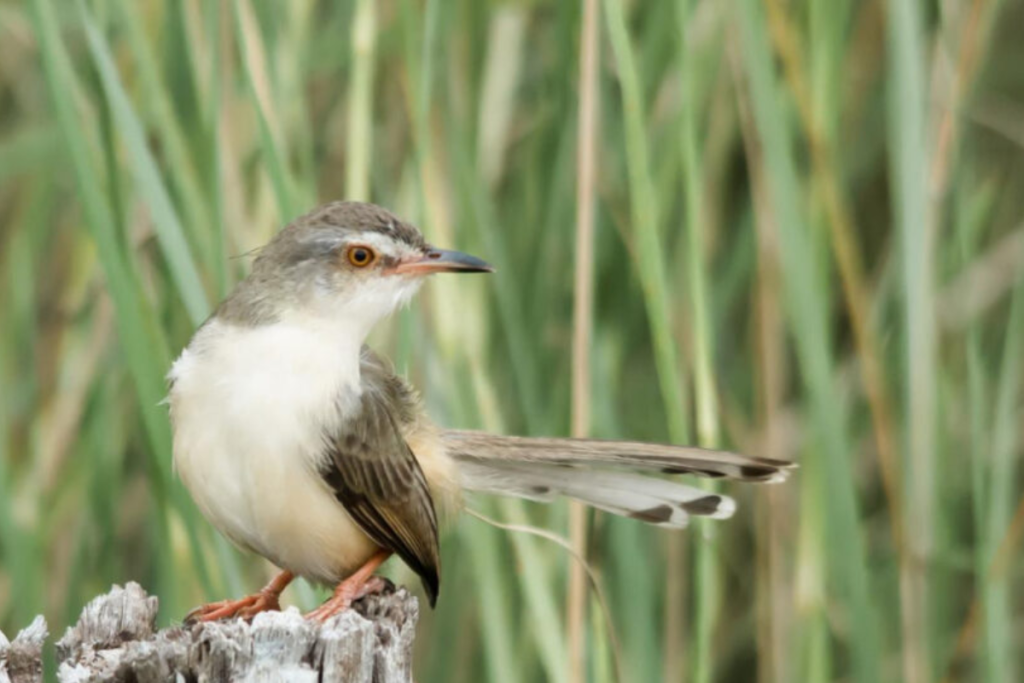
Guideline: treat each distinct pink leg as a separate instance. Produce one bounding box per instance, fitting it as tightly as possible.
[305,551,391,623]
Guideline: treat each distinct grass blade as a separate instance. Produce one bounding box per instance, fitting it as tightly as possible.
[735,0,880,680]
[568,0,601,679]
[345,0,377,201]
[886,1,935,680]
[79,0,211,326]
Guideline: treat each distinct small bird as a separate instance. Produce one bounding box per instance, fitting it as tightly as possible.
[168,201,794,622]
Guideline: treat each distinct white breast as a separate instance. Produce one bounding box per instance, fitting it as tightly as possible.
[168,315,378,583]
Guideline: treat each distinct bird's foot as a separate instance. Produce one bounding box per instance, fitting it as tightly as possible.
[185,570,295,623]
[305,551,392,623]
[305,576,390,623]
[185,591,280,623]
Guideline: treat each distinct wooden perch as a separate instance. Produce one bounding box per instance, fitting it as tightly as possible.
[0,582,419,682]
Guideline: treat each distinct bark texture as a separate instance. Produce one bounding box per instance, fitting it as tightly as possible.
[0,582,418,682]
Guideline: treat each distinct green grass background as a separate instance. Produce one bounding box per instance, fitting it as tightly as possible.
[1,0,1022,681]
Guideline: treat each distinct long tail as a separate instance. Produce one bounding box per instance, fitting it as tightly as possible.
[443,430,795,529]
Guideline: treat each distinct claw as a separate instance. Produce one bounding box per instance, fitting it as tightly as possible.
[185,591,280,624]
[184,570,294,624]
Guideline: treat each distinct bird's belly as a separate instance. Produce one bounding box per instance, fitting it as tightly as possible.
[168,321,378,583]
[180,438,378,584]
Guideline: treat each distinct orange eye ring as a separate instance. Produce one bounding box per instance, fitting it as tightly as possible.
[346,245,376,268]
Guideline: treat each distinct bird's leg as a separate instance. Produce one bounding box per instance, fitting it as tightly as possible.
[305,551,392,623]
[185,570,295,623]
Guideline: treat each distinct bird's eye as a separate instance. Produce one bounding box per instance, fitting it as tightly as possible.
[346,245,376,268]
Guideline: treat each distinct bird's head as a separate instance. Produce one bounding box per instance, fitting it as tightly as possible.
[217,201,493,334]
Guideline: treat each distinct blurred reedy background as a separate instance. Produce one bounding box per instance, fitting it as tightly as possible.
[1,0,1022,681]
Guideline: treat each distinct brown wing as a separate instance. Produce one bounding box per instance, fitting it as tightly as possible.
[319,350,440,605]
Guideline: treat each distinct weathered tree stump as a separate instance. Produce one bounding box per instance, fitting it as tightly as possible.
[0,582,418,682]
[0,615,47,683]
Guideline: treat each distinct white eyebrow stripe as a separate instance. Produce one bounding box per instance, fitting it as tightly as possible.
[346,231,421,257]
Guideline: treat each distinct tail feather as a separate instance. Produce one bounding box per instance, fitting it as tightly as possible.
[457,459,734,528]
[445,430,795,527]
[442,430,795,482]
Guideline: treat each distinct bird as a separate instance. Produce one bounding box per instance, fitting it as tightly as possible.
[167,200,795,623]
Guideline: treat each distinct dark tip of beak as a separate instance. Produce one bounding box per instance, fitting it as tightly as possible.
[393,249,494,275]
[424,249,494,273]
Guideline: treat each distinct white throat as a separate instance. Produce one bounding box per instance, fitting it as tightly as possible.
[305,268,424,346]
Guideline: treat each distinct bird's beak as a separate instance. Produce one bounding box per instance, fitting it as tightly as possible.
[392,248,494,275]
